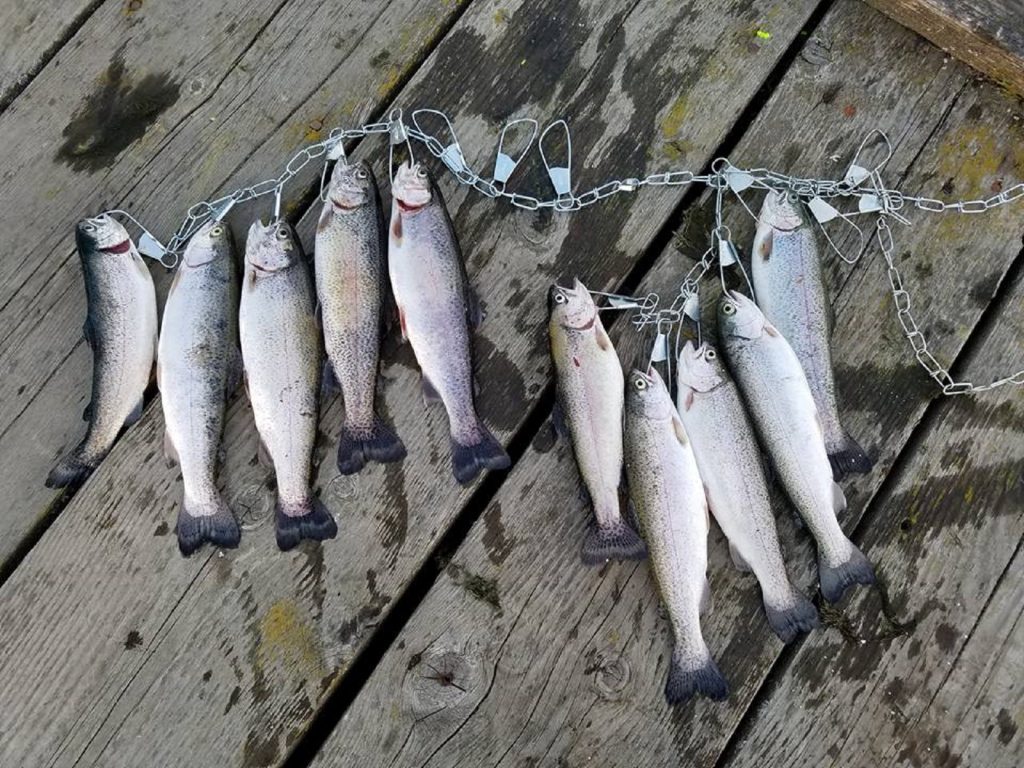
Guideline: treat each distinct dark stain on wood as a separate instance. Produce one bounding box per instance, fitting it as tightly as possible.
[475,335,527,432]
[241,729,280,768]
[224,685,241,715]
[934,621,958,653]
[153,521,169,536]
[123,630,142,650]
[338,569,391,646]
[447,562,501,613]
[482,501,515,565]
[996,707,1017,745]
[56,47,180,172]
[299,541,326,618]
[378,461,408,562]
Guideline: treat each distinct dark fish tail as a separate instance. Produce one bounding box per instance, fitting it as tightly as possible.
[275,496,338,551]
[580,519,647,565]
[818,542,876,603]
[177,495,241,557]
[763,587,820,643]
[828,432,873,479]
[45,444,100,488]
[450,424,510,485]
[336,415,407,475]
[665,644,729,705]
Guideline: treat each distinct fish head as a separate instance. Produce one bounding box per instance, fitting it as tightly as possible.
[327,160,376,212]
[392,161,434,214]
[626,366,674,420]
[718,290,767,341]
[676,341,725,393]
[758,189,807,233]
[75,213,134,257]
[245,219,300,274]
[548,278,597,331]
[182,219,234,268]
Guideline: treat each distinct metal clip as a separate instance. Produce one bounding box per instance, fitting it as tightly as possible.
[211,197,236,222]
[808,196,841,223]
[388,108,415,182]
[412,109,469,176]
[539,119,573,209]
[493,118,539,190]
[650,329,669,363]
[682,292,700,322]
[103,209,177,268]
[844,129,893,188]
[718,237,739,266]
[272,184,284,223]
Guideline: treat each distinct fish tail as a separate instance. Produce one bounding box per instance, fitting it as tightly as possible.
[665,644,729,705]
[176,495,241,557]
[275,496,338,551]
[336,416,407,475]
[763,587,820,643]
[828,432,873,479]
[818,541,876,603]
[45,444,99,488]
[450,425,510,485]
[580,520,647,565]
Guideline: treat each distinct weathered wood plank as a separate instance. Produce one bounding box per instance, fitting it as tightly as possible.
[0,0,826,765]
[866,0,1024,95]
[307,3,1024,765]
[727,264,1024,768]
[0,0,468,567]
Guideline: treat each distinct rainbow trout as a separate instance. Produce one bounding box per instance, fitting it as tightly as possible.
[316,160,406,474]
[548,279,645,564]
[677,341,818,641]
[752,191,871,478]
[388,161,509,485]
[158,220,242,556]
[718,291,874,603]
[47,214,157,488]
[240,220,336,550]
[625,367,727,704]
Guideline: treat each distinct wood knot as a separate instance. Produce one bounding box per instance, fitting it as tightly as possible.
[404,646,483,715]
[234,486,272,530]
[586,646,631,701]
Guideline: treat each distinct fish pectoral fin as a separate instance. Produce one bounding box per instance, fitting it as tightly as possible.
[700,578,713,616]
[551,398,570,440]
[466,286,484,330]
[257,437,274,469]
[595,322,612,352]
[671,414,689,446]
[124,397,144,430]
[164,430,180,468]
[764,321,780,338]
[82,318,95,349]
[832,481,848,518]
[321,359,341,397]
[421,374,442,405]
[314,301,323,330]
[729,541,752,573]
[82,402,92,422]
[398,305,408,343]
[226,347,243,397]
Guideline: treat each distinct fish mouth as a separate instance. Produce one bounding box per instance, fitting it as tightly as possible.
[99,238,132,254]
[396,198,428,213]
[249,262,277,274]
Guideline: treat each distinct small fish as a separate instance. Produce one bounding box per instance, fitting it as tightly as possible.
[240,220,337,550]
[752,190,872,478]
[718,291,875,603]
[388,161,509,485]
[624,367,727,704]
[548,279,645,564]
[677,341,818,642]
[158,220,242,556]
[316,160,406,474]
[47,214,157,488]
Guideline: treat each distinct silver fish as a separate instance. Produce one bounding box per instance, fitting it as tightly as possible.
[47,214,157,488]
[316,160,406,474]
[752,191,871,478]
[624,367,727,704]
[718,291,874,603]
[158,220,242,556]
[240,220,336,550]
[677,341,818,642]
[548,279,645,564]
[388,160,509,485]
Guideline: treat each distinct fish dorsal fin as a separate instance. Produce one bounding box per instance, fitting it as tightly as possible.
[595,321,612,351]
[422,374,442,404]
[832,482,848,518]
[672,414,689,446]
[317,203,333,233]
[757,227,773,261]
[729,541,752,572]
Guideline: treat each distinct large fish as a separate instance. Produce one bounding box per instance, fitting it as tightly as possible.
[158,220,242,556]
[752,191,872,478]
[240,220,337,550]
[677,341,818,642]
[548,279,645,564]
[624,367,727,704]
[388,160,509,485]
[316,160,406,474]
[718,291,874,603]
[47,214,157,488]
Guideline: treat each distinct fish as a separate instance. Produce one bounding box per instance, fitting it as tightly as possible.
[240,219,337,550]
[47,214,158,488]
[624,367,727,704]
[718,290,875,603]
[676,341,818,642]
[157,220,242,556]
[316,160,406,474]
[548,279,646,564]
[752,190,872,478]
[388,160,509,485]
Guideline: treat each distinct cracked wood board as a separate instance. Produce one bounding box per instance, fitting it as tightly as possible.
[0,0,468,567]
[0,0,826,765]
[309,3,1024,765]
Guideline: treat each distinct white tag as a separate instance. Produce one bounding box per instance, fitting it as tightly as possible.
[807,196,840,223]
[725,169,756,193]
[440,143,467,174]
[327,140,346,161]
[494,153,516,183]
[683,293,700,321]
[718,239,738,266]
[858,194,883,213]
[138,233,165,259]
[650,332,668,363]
[607,296,639,309]
[211,198,236,222]
[548,166,571,196]
[844,164,870,187]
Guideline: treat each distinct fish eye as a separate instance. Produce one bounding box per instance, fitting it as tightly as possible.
[209,225,224,237]
[554,292,567,304]
[416,166,428,179]
[705,348,716,360]
[276,226,289,240]
[355,169,368,180]
[722,303,736,316]
[82,222,96,232]
[634,377,648,390]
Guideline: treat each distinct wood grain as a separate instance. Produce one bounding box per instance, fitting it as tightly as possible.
[0,0,827,765]
[308,3,1024,765]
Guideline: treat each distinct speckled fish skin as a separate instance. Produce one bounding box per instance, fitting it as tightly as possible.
[316,160,406,475]
[718,291,875,603]
[676,341,818,642]
[388,160,509,485]
[752,191,872,478]
[46,214,157,488]
[624,367,727,704]
[158,220,242,556]
[548,279,645,564]
[240,220,337,551]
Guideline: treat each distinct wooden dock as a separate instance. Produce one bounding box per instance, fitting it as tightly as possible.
[0,0,1021,766]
